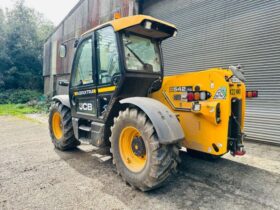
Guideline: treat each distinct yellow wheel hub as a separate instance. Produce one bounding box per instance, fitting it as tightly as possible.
[52,112,63,140]
[119,126,147,173]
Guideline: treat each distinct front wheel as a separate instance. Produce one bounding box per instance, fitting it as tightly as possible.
[110,108,180,191]
[49,102,80,150]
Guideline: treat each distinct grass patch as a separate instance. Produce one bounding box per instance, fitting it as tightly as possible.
[0,104,41,117]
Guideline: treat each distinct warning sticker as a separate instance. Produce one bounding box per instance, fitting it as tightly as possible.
[214,87,227,99]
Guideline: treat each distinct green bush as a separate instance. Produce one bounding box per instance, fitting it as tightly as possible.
[32,99,52,113]
[0,89,42,104]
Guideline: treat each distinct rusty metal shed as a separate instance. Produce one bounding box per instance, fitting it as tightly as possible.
[43,0,138,95]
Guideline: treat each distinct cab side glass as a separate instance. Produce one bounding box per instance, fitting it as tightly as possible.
[96,27,120,85]
[71,38,94,86]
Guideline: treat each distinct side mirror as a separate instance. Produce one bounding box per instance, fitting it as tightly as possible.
[58,80,69,86]
[111,74,121,86]
[59,44,67,58]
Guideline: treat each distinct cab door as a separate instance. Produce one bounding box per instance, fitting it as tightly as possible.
[69,36,97,120]
[95,26,121,118]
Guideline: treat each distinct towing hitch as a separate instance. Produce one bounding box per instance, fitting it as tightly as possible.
[228,134,246,156]
[231,146,246,156]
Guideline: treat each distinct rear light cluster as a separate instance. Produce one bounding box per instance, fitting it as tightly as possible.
[246,90,258,98]
[187,91,211,102]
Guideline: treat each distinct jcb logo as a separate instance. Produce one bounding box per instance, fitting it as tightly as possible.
[79,103,93,111]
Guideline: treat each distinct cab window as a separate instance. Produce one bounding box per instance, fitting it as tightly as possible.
[122,34,161,73]
[72,38,93,87]
[96,27,120,85]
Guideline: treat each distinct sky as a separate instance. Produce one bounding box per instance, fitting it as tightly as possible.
[0,0,79,25]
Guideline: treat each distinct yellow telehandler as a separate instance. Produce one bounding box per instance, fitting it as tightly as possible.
[49,15,256,191]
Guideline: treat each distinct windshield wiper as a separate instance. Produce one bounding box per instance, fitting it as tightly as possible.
[125,43,146,66]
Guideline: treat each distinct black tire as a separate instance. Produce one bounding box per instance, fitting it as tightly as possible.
[49,102,80,150]
[187,149,221,160]
[110,108,180,191]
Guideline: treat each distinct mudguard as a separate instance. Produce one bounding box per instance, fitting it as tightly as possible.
[52,95,70,108]
[120,97,185,144]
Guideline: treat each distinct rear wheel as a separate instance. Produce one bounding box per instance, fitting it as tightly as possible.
[49,102,80,150]
[110,108,180,191]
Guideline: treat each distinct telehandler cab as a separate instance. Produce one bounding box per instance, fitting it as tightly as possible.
[49,15,249,191]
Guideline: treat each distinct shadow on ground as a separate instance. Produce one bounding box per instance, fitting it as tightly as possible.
[55,145,280,209]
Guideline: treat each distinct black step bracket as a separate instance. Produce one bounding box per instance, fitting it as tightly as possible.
[72,118,79,139]
[91,121,105,147]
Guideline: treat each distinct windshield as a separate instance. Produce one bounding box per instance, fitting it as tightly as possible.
[122,34,161,73]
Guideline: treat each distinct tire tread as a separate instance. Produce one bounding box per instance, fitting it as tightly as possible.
[110,107,180,191]
[49,102,80,150]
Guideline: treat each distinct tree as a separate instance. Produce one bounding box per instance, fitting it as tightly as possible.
[0,8,11,88]
[0,0,54,91]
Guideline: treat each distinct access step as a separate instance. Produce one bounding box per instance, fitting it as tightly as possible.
[79,125,91,132]
[79,137,91,142]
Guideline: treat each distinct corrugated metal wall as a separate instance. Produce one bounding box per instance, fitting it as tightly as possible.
[143,0,280,144]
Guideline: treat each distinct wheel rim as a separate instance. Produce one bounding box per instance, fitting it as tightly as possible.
[52,112,63,140]
[119,126,147,173]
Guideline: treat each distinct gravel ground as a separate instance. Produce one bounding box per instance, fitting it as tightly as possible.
[0,115,280,210]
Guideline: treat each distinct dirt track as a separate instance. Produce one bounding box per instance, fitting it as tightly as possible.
[0,116,280,210]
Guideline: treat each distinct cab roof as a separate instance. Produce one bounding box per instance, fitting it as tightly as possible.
[82,15,177,37]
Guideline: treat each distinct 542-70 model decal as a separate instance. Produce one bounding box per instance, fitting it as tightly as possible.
[169,86,192,92]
